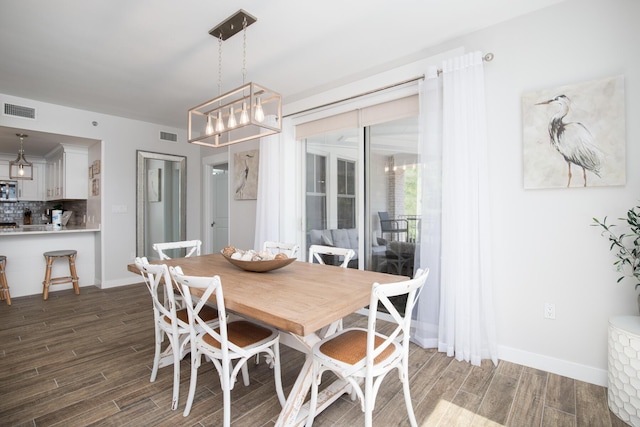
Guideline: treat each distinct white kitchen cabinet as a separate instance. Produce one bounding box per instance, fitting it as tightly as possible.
[17,162,45,201]
[45,144,88,200]
[0,160,9,179]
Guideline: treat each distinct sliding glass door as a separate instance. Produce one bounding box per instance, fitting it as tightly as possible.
[367,116,419,279]
[303,116,419,275]
[305,129,359,260]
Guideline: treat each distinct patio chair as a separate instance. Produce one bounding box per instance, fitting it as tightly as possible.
[378,211,409,242]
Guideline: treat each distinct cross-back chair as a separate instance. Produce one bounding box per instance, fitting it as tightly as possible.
[134,257,219,410]
[308,244,355,268]
[305,268,430,427]
[170,266,286,423]
[151,240,202,310]
[308,244,357,333]
[262,241,299,258]
[153,239,202,261]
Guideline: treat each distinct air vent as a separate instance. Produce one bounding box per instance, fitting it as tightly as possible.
[160,131,178,142]
[4,103,36,119]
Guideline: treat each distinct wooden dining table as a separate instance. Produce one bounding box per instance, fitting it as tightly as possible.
[128,253,405,426]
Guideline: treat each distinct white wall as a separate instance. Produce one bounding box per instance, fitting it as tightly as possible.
[0,94,203,287]
[283,0,639,385]
[461,0,639,385]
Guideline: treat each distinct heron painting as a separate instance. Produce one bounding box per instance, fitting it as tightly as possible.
[233,149,259,200]
[522,75,625,189]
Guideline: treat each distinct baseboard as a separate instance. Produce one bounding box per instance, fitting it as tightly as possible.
[498,345,608,387]
[100,276,142,289]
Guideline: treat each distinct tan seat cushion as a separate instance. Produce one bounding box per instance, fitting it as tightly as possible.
[319,329,394,365]
[202,320,272,349]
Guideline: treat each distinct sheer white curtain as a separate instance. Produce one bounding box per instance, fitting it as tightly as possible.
[414,52,497,366]
[254,117,298,253]
[413,66,442,348]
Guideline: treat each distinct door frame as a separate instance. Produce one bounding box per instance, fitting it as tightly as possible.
[202,152,230,254]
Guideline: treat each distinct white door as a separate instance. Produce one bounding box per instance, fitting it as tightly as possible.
[210,163,229,253]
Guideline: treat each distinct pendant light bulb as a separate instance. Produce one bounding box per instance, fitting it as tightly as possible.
[215,110,225,132]
[205,114,214,135]
[227,107,237,128]
[254,97,265,122]
[239,101,250,125]
[18,165,24,176]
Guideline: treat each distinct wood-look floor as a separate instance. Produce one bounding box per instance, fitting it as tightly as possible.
[0,285,628,427]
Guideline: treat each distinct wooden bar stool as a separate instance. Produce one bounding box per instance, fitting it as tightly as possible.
[43,250,80,300]
[0,255,10,305]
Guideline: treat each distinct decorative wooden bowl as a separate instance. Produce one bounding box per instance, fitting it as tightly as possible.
[221,252,296,272]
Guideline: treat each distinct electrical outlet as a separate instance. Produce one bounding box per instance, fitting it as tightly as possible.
[544,303,556,319]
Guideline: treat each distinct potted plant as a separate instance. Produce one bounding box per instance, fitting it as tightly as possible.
[593,203,640,294]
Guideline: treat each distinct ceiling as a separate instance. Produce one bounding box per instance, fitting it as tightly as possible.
[0,0,566,157]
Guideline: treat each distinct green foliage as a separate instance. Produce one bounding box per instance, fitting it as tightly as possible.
[593,203,640,289]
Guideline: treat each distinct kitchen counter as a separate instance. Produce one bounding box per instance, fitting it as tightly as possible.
[0,224,100,236]
[0,226,100,298]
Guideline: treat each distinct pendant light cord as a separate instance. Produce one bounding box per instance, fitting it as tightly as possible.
[218,34,223,97]
[242,17,247,85]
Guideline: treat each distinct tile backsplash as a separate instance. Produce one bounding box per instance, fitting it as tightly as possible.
[0,200,87,226]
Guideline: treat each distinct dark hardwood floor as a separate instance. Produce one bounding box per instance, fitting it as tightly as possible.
[0,285,628,426]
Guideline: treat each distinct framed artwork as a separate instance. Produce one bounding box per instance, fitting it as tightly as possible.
[92,160,101,175]
[147,168,161,202]
[91,178,100,196]
[234,149,259,200]
[522,75,625,189]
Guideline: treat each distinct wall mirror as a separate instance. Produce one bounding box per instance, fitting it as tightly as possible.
[136,150,186,258]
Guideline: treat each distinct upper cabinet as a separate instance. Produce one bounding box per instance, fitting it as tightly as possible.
[0,160,9,180]
[17,162,45,201]
[45,144,88,200]
[0,159,45,201]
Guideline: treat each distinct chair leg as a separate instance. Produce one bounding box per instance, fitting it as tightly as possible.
[241,362,250,386]
[68,253,80,295]
[183,352,200,417]
[401,366,418,427]
[171,338,181,410]
[363,376,374,427]
[0,259,10,306]
[150,326,161,382]
[42,256,53,300]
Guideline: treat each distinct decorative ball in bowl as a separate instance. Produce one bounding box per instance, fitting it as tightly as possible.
[220,247,296,272]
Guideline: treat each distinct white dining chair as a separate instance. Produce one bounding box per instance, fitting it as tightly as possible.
[153,239,202,260]
[151,239,202,310]
[308,244,355,268]
[308,245,357,334]
[305,268,430,427]
[170,266,286,423]
[134,257,219,410]
[262,241,299,258]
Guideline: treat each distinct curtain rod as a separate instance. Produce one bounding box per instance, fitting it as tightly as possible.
[284,52,494,119]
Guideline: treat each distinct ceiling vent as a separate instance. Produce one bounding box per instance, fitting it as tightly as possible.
[4,103,36,120]
[160,131,178,142]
